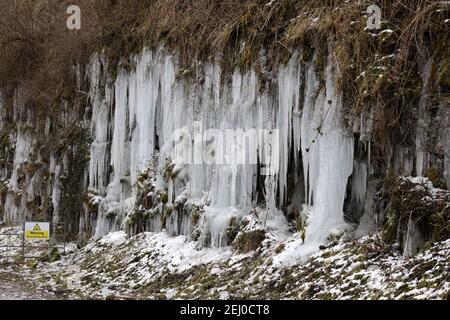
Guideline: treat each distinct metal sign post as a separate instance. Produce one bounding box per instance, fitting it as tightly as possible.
[22,222,25,263]
[25,222,50,240]
[0,221,66,262]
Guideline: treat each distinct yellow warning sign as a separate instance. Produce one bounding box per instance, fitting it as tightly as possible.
[25,222,50,240]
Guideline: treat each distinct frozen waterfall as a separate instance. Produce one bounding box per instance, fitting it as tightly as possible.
[86,47,354,252]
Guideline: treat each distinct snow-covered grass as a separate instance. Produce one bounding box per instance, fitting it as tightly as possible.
[0,223,68,264]
[2,228,444,300]
[0,225,23,262]
[1,210,448,300]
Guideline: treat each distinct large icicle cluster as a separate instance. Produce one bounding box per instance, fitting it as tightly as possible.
[85,48,355,252]
[0,91,70,224]
[2,43,448,258]
[0,48,446,266]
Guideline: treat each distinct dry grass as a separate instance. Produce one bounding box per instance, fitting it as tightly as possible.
[381,176,450,245]
[0,1,91,115]
[0,0,448,152]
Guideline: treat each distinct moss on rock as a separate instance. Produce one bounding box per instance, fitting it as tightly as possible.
[233,229,266,253]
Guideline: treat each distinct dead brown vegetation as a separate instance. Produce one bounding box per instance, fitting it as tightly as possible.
[381,176,450,246]
[0,1,448,148]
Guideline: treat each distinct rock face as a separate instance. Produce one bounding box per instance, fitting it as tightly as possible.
[81,49,358,253]
[0,44,449,258]
[380,177,450,256]
[0,2,448,301]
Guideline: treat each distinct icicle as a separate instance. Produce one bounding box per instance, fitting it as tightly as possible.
[87,47,354,251]
[277,54,301,206]
[300,57,354,247]
[415,59,432,177]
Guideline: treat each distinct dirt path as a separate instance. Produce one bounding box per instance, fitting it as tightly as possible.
[0,279,49,300]
[0,270,58,300]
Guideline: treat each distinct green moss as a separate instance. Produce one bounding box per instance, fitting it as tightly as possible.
[233,229,266,253]
[274,244,285,254]
[424,167,446,190]
[50,248,61,263]
[438,58,450,90]
[226,216,239,243]
[26,259,39,269]
[381,176,450,249]
[176,67,193,80]
[160,192,168,204]
[191,208,202,226]
[137,171,149,183]
[163,162,175,182]
[58,124,92,240]
[164,205,173,217]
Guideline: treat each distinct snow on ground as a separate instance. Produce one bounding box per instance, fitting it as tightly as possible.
[0,266,59,300]
[0,222,448,300]
[0,225,23,261]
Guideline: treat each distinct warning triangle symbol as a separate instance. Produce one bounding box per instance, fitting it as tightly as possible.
[33,224,41,231]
